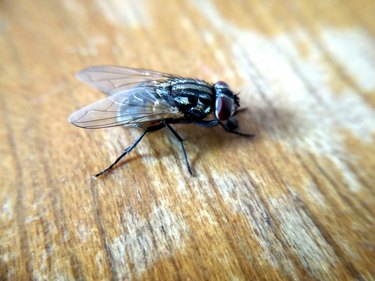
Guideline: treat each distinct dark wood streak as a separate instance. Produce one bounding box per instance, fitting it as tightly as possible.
[312,157,373,225]
[37,140,88,281]
[0,27,33,279]
[1,95,32,280]
[285,185,364,280]
[295,153,370,279]
[344,160,375,197]
[243,174,298,279]
[89,180,118,281]
[251,163,315,280]
[39,216,53,278]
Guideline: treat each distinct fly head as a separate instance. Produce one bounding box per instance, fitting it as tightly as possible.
[213,81,239,121]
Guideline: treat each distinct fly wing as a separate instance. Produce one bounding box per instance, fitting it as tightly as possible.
[68,86,184,129]
[76,66,176,95]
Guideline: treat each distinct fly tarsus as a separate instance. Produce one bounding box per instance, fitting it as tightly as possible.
[195,120,255,137]
[219,121,255,137]
[219,121,255,138]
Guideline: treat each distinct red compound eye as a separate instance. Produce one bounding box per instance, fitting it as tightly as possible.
[215,96,232,120]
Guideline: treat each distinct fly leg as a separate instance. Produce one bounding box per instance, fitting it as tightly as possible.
[94,123,165,178]
[164,122,193,176]
[232,107,247,116]
[195,120,255,137]
[218,121,255,137]
[195,120,219,127]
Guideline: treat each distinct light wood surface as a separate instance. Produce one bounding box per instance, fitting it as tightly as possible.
[1,0,374,280]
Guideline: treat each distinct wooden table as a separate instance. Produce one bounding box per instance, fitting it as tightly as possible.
[1,0,374,280]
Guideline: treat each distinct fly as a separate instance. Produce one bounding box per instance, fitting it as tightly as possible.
[68,66,254,177]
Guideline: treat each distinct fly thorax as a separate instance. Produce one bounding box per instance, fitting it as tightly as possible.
[169,78,214,120]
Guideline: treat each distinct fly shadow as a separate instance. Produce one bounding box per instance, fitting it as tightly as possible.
[102,104,299,177]
[175,104,299,171]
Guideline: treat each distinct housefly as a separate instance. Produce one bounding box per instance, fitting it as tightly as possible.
[68,66,254,177]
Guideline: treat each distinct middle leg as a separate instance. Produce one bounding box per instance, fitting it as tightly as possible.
[164,122,193,175]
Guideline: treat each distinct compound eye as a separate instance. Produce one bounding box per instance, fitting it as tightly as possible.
[215,96,233,120]
[215,81,229,87]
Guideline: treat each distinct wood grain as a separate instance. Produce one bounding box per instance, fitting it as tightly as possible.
[1,0,374,280]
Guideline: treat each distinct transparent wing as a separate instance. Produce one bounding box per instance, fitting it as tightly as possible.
[76,66,177,95]
[68,86,184,129]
